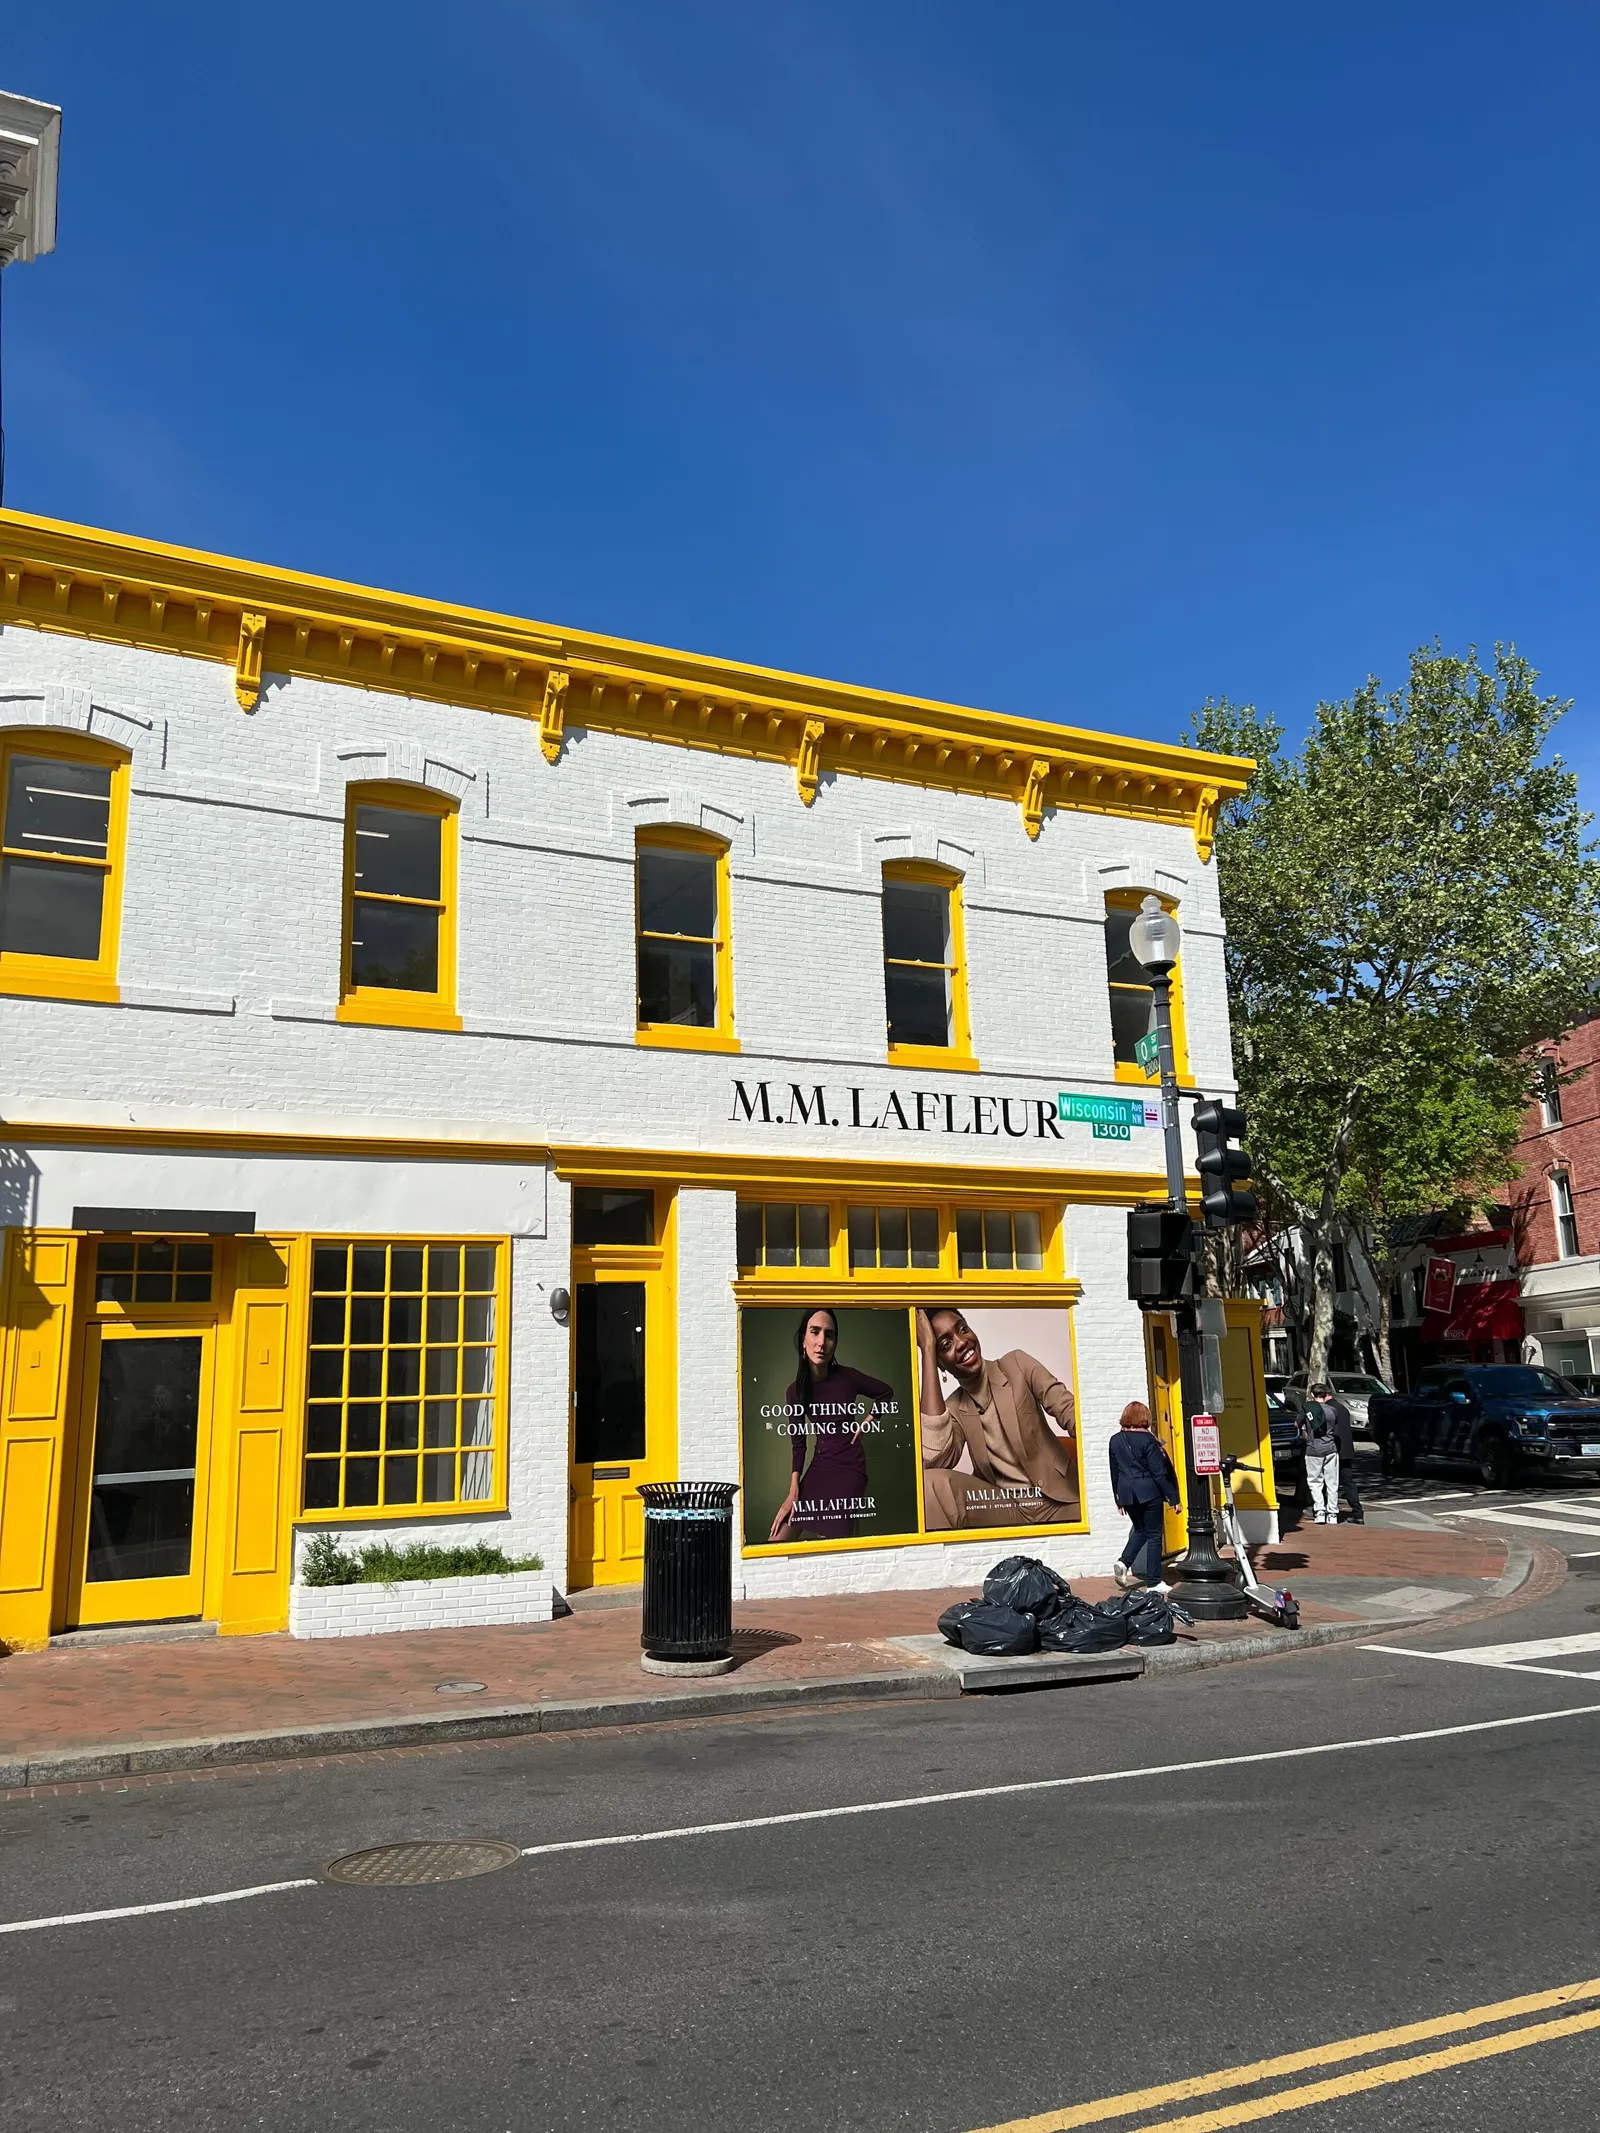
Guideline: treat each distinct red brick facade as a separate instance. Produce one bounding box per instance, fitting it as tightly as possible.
[1511,1009,1600,1266]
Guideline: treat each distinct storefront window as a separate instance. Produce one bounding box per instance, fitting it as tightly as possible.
[94,1239,214,1305]
[848,1205,940,1270]
[737,1201,830,1268]
[956,1209,1044,1272]
[303,1240,501,1514]
[573,1188,655,1246]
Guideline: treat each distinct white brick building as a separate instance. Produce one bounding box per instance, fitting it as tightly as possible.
[0,511,1257,1646]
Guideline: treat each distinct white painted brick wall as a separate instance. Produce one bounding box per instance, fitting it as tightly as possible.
[0,626,1241,1607]
[289,1568,555,1638]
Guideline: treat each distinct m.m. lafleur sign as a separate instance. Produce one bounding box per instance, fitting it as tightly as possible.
[728,1080,1155,1141]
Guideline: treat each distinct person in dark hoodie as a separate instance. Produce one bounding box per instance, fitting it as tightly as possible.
[1108,1400,1181,1588]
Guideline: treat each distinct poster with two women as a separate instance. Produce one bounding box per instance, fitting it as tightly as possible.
[740,1303,1084,1551]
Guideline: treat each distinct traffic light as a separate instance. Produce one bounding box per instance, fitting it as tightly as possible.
[1193,1100,1257,1227]
[1127,1204,1196,1307]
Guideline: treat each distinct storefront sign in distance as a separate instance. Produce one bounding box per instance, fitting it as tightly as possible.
[1056,1092,1157,1141]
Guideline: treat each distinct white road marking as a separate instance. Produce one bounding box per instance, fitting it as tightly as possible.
[1367,1630,1600,1680]
[0,1878,318,1939]
[1456,1509,1600,1539]
[1396,1491,1481,1503]
[515,1703,1600,1861]
[11,1706,1600,1939]
[1571,1551,1600,1559]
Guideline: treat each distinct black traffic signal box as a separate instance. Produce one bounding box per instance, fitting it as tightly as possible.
[1127,1204,1196,1307]
[1192,1100,1258,1227]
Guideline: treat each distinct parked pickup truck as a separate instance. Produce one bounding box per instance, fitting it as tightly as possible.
[1371,1365,1600,1489]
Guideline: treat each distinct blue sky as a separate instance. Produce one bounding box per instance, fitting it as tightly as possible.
[6,3,1597,811]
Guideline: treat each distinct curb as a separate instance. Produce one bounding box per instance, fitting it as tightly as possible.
[0,1539,1558,1789]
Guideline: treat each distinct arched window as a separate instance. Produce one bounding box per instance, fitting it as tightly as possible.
[1103,888,1190,1083]
[881,861,975,1069]
[635,826,738,1051]
[337,783,460,1030]
[0,731,130,1001]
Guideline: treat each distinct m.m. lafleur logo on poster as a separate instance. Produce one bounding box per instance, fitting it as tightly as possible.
[730,1078,1068,1140]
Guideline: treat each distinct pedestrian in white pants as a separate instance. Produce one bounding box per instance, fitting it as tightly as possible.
[1300,1391,1342,1524]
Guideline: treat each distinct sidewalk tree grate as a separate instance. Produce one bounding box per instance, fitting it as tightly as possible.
[325,1840,521,1886]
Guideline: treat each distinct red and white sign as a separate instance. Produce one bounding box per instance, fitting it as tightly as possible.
[1423,1256,1458,1316]
[1190,1414,1222,1474]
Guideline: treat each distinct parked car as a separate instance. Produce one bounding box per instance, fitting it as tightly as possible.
[1267,1394,1308,1509]
[1370,1365,1600,1489]
[1285,1371,1392,1436]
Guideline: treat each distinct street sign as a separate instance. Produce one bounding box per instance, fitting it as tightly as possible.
[1058,1092,1149,1128]
[1092,1120,1131,1140]
[1134,1030,1160,1077]
[1191,1413,1221,1474]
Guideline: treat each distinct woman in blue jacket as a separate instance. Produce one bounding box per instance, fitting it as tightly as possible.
[1108,1400,1181,1589]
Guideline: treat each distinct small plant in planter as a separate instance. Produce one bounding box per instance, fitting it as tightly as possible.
[300,1534,543,1586]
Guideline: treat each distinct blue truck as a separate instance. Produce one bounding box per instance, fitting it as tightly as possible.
[1370,1365,1600,1489]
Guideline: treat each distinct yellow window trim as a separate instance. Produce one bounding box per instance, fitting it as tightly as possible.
[297,1232,510,1522]
[732,1196,1067,1283]
[882,858,978,1071]
[0,730,129,1004]
[337,781,460,1032]
[1106,886,1193,1088]
[635,823,737,1052]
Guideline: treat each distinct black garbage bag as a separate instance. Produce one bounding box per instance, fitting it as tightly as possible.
[982,1555,1072,1617]
[936,1600,974,1647]
[1038,1601,1130,1653]
[955,1602,1040,1657]
[1096,1589,1194,1646]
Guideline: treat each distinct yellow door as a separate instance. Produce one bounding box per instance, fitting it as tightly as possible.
[567,1252,675,1589]
[68,1323,217,1626]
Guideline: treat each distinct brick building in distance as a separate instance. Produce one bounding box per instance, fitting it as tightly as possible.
[1513,1007,1600,1381]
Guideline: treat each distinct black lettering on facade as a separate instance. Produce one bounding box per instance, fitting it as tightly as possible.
[971,1094,997,1135]
[1034,1099,1064,1139]
[787,1083,832,1127]
[914,1092,939,1132]
[850,1086,877,1129]
[730,1080,773,1124]
[1001,1097,1032,1139]
[944,1092,972,1135]
[878,1090,912,1131]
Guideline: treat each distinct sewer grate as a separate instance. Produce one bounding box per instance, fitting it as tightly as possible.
[325,1840,521,1886]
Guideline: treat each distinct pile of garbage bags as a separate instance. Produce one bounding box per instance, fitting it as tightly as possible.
[936,1554,1193,1656]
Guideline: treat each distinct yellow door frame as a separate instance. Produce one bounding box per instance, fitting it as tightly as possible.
[66,1317,220,1627]
[566,1186,678,1590]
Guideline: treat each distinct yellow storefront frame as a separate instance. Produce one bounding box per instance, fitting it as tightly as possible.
[1144,1297,1277,1559]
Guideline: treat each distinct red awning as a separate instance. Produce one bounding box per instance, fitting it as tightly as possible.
[1419,1279,1524,1344]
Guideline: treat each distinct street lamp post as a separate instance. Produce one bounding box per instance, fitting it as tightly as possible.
[1128,895,1247,1620]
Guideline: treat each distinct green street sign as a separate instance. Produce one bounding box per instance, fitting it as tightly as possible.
[1092,1120,1132,1141]
[1134,1031,1160,1076]
[1058,1093,1148,1128]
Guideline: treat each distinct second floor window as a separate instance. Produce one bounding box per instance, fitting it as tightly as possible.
[0,735,127,996]
[636,831,734,1047]
[882,863,973,1064]
[340,786,458,1027]
[1552,1171,1580,1260]
[1104,889,1188,1083]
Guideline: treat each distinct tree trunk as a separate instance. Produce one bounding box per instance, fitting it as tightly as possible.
[1306,1226,1337,1382]
[1373,1272,1393,1386]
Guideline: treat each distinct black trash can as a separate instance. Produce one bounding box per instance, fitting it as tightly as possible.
[639,1482,739,1667]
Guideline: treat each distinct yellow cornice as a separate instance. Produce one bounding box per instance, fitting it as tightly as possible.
[2,1115,1178,1205]
[0,509,1251,854]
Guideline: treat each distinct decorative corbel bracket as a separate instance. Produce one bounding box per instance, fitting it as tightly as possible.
[1021,757,1050,840]
[1193,784,1221,864]
[539,667,570,763]
[796,717,825,806]
[234,611,267,712]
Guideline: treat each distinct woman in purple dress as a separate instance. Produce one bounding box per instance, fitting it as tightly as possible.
[768,1308,897,1542]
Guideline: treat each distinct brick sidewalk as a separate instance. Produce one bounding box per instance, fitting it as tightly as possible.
[0,1519,1511,1776]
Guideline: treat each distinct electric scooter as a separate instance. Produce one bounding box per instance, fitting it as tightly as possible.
[1214,1455,1301,1629]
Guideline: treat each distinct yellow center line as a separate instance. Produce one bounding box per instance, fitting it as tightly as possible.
[965,1975,1600,2133]
[1122,2009,1600,2133]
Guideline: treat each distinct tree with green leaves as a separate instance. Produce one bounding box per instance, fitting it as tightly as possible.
[1192,645,1600,1380]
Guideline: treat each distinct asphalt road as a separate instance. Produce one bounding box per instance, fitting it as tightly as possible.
[5,1566,1600,2133]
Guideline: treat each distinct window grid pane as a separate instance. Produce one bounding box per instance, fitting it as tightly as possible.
[94,1238,215,1306]
[304,1241,498,1512]
[347,803,446,997]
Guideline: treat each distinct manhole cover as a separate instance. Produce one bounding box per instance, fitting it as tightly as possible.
[325,1840,521,1886]
[435,1679,487,1694]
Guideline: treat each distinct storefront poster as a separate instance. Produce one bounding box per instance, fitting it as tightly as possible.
[917,1305,1083,1534]
[740,1306,919,1548]
[739,1302,1084,1550]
